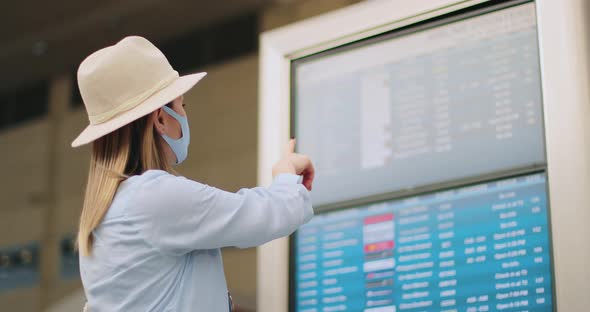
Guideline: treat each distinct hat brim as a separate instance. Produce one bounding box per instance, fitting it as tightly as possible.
[71,72,206,147]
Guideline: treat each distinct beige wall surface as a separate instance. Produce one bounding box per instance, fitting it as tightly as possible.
[0,79,87,310]
[0,120,50,245]
[261,0,361,31]
[179,54,259,192]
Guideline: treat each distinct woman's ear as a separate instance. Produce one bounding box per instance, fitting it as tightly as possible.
[152,108,166,136]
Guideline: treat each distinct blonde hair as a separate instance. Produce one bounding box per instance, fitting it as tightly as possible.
[77,112,173,256]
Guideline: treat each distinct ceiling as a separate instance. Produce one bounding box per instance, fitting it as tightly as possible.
[0,0,272,92]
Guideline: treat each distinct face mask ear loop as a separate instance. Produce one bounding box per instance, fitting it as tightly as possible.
[160,105,190,165]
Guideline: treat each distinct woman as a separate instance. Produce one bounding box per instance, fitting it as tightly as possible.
[72,36,314,311]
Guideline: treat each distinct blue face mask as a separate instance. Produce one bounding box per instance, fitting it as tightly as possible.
[161,105,190,165]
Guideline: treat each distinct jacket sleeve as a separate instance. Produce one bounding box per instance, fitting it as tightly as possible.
[136,172,313,255]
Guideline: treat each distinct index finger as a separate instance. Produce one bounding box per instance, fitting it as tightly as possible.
[284,138,296,156]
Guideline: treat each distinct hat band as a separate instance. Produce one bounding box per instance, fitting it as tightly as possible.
[88,71,179,125]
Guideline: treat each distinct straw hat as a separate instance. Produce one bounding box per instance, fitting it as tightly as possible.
[71,36,206,147]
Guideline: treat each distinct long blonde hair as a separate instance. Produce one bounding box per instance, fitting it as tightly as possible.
[77,112,173,256]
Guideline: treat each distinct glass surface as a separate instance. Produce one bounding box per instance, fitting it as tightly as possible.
[293,3,545,207]
[294,173,553,312]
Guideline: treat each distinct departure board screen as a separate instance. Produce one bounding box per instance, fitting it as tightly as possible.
[292,2,546,206]
[293,173,553,312]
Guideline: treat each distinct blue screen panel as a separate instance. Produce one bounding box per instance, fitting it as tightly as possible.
[293,173,553,312]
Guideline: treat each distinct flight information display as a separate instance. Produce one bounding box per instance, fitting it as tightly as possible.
[293,2,546,206]
[293,173,553,312]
